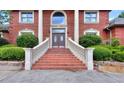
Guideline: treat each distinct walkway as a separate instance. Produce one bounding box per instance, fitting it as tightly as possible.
[0,70,124,83]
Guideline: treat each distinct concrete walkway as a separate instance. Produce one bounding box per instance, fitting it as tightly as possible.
[0,70,124,83]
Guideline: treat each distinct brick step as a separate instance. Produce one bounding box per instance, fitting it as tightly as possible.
[48,48,69,50]
[32,65,87,70]
[42,55,75,58]
[32,67,85,71]
[32,48,86,70]
[45,53,72,55]
[38,59,80,61]
[39,57,79,60]
[46,50,71,52]
[40,56,77,59]
[35,61,83,63]
[33,63,85,66]
[46,51,71,53]
[36,60,82,63]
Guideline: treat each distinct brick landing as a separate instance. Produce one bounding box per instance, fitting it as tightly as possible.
[32,48,87,71]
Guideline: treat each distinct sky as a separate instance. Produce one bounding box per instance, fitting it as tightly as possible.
[109,10,124,20]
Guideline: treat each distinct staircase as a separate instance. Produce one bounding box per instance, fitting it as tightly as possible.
[32,48,87,71]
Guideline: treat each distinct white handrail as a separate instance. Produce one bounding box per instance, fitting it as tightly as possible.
[32,38,49,64]
[67,38,94,70]
[67,38,86,63]
[24,38,49,70]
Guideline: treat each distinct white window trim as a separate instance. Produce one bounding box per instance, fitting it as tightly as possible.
[19,29,34,36]
[84,28,100,36]
[84,10,99,24]
[0,32,4,38]
[19,10,34,24]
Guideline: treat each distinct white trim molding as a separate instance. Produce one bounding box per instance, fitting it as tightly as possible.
[84,10,99,24]
[38,10,43,43]
[84,28,100,36]
[19,29,34,36]
[74,10,79,43]
[19,10,34,24]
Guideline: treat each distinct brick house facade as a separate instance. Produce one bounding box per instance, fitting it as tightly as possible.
[3,10,112,47]
[104,18,124,45]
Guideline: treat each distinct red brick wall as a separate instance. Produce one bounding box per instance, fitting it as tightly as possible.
[79,10,109,40]
[43,10,74,40]
[43,10,51,40]
[7,10,38,44]
[6,10,109,44]
[111,27,124,45]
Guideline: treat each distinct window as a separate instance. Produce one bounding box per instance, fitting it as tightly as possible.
[84,29,99,36]
[20,11,34,23]
[19,29,34,36]
[85,32,97,35]
[84,11,99,23]
[52,12,65,25]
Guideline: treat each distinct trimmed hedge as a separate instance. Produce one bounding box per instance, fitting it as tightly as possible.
[0,47,25,61]
[91,46,112,61]
[79,35,102,47]
[16,34,38,48]
[112,52,124,62]
[0,38,9,46]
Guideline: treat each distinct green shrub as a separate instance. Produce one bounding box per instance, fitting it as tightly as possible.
[91,46,112,61]
[0,38,9,46]
[0,47,25,61]
[79,35,102,47]
[111,38,120,47]
[16,34,38,48]
[111,49,120,54]
[112,52,124,62]
[118,46,124,51]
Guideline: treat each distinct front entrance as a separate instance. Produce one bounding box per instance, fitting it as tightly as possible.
[52,28,65,48]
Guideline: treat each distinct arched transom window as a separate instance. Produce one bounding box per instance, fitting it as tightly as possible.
[84,29,100,36]
[52,12,65,25]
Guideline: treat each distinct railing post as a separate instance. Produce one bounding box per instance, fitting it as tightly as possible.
[24,48,32,70]
[85,48,94,70]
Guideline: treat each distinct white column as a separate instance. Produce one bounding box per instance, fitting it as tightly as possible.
[24,48,32,70]
[85,48,94,70]
[74,10,79,43]
[38,10,43,43]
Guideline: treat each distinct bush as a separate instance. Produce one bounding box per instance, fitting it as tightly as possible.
[0,38,9,46]
[0,47,25,61]
[112,52,124,62]
[111,38,120,47]
[79,35,102,47]
[91,46,112,61]
[118,46,124,51]
[111,49,120,54]
[16,34,38,48]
